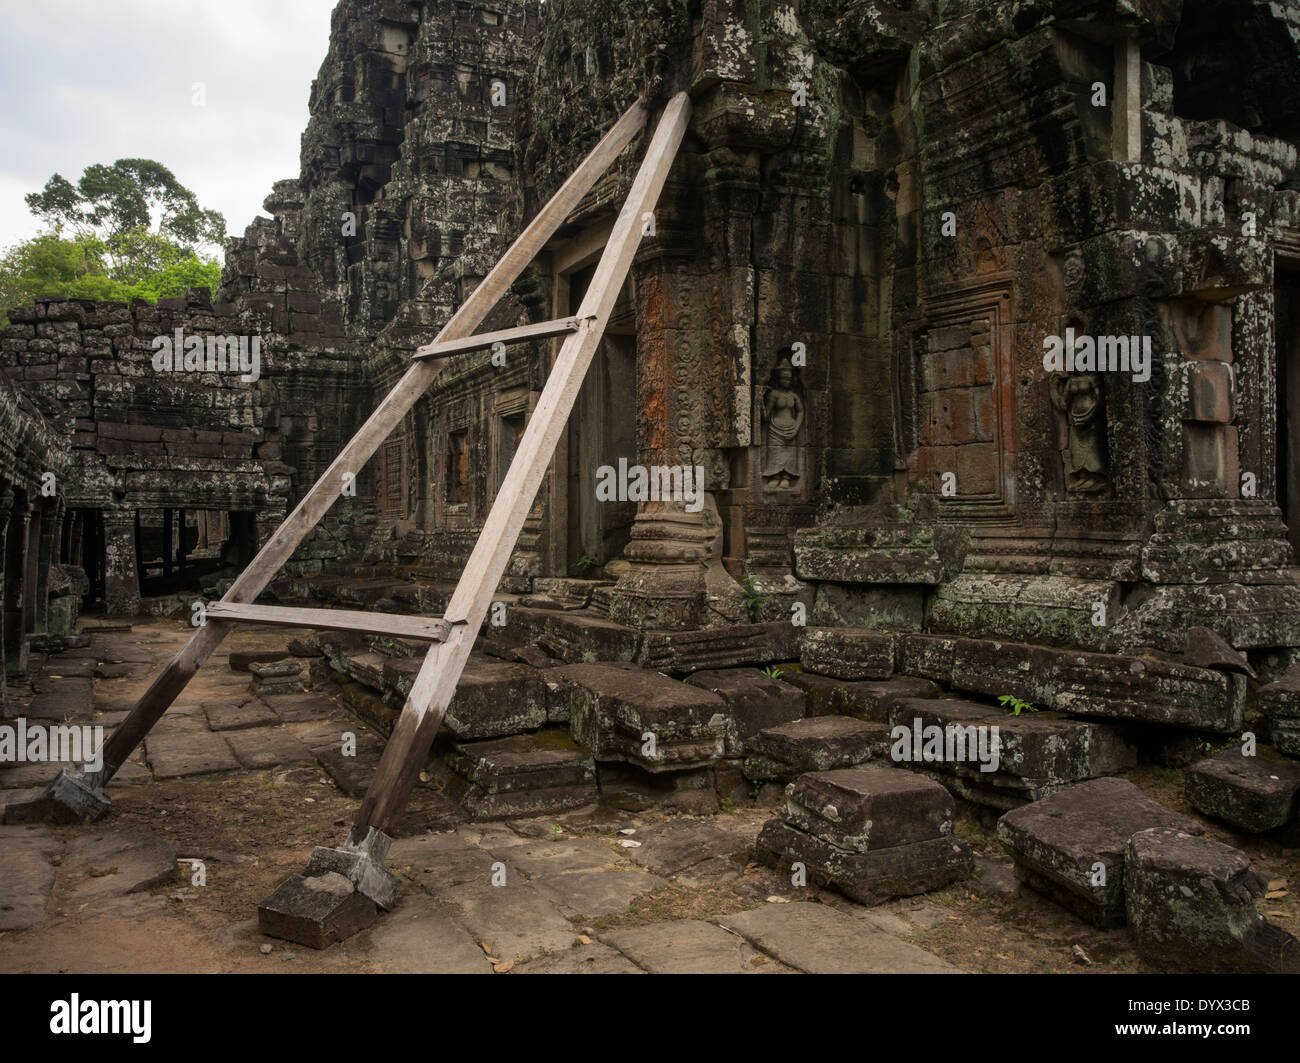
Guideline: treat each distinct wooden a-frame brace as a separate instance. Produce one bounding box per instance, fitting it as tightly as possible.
[13,92,692,840]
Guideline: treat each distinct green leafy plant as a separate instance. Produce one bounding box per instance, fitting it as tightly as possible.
[998,694,1039,717]
[575,555,596,573]
[740,577,768,622]
[761,664,784,679]
[1196,739,1214,755]
[718,797,736,813]
[749,779,763,802]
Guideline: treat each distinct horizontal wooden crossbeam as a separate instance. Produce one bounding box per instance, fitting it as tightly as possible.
[411,316,584,361]
[205,603,451,642]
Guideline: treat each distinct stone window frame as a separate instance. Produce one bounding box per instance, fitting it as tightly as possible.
[491,387,529,500]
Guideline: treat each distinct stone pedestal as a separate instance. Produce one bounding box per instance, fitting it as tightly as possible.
[607,500,717,630]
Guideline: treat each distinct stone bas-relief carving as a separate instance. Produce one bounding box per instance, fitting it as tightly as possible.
[1050,372,1109,496]
[760,354,806,493]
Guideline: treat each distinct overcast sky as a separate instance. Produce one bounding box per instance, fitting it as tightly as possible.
[0,0,335,253]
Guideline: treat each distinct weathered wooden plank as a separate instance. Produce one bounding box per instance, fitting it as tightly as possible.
[353,92,693,835]
[411,316,583,361]
[205,603,451,642]
[80,97,649,790]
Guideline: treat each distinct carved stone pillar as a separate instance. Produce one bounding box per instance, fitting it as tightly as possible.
[102,507,141,617]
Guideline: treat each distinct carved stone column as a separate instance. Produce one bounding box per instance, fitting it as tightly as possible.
[102,507,141,617]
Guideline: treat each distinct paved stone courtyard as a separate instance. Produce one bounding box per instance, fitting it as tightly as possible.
[1,619,1295,974]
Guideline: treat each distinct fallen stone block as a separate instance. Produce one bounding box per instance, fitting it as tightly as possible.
[757,819,972,905]
[683,668,805,753]
[637,621,800,674]
[452,731,597,819]
[1125,828,1300,973]
[250,659,305,697]
[781,766,956,851]
[1258,673,1300,756]
[799,628,895,680]
[886,697,1137,809]
[548,662,725,770]
[443,657,547,740]
[996,777,1204,927]
[777,671,938,721]
[744,716,892,781]
[257,872,378,949]
[1184,749,1300,832]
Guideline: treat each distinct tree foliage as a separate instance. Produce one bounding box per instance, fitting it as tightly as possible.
[2,159,226,324]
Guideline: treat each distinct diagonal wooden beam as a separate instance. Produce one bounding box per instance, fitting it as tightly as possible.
[351,91,693,837]
[65,98,651,796]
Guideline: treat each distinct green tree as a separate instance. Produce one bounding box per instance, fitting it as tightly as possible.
[2,159,225,324]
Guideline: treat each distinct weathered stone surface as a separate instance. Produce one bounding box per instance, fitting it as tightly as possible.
[683,668,805,753]
[942,638,1247,733]
[514,941,644,974]
[624,818,751,877]
[757,819,973,904]
[230,651,290,673]
[63,828,177,905]
[144,731,240,778]
[1258,672,1300,756]
[286,639,323,658]
[996,778,1204,927]
[0,825,58,931]
[1184,750,1300,832]
[800,628,896,680]
[249,660,303,680]
[494,839,661,916]
[637,622,801,674]
[745,716,892,781]
[225,728,316,770]
[722,901,960,973]
[442,656,547,740]
[548,662,726,770]
[360,893,491,973]
[258,872,378,950]
[452,731,598,820]
[1125,828,1300,973]
[204,700,278,732]
[886,697,1137,808]
[1184,626,1255,677]
[777,671,938,721]
[783,766,956,851]
[603,919,790,974]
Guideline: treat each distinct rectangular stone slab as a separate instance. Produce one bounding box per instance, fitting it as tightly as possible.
[887,697,1136,800]
[1184,749,1300,832]
[757,818,973,905]
[799,628,896,680]
[747,716,893,778]
[782,766,956,851]
[996,777,1204,927]
[683,667,806,753]
[777,671,939,721]
[257,872,378,949]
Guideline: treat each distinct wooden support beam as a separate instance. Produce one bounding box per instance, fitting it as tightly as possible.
[352,92,693,837]
[205,603,451,642]
[78,97,650,791]
[411,317,584,361]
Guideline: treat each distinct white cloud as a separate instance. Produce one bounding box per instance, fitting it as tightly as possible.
[0,0,334,253]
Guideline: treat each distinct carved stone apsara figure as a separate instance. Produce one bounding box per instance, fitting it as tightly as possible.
[1051,372,1108,496]
[761,354,805,491]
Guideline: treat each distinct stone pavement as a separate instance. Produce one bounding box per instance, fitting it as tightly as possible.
[0,620,965,973]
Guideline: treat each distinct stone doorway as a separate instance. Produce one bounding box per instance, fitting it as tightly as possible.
[1276,265,1300,559]
[554,258,638,575]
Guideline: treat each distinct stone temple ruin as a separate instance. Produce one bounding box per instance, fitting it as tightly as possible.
[3,0,1300,972]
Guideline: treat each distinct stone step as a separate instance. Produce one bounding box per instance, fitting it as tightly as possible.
[1184,749,1300,832]
[450,731,597,819]
[996,777,1204,927]
[744,716,892,781]
[545,662,726,771]
[683,668,805,753]
[886,697,1137,809]
[489,606,639,664]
